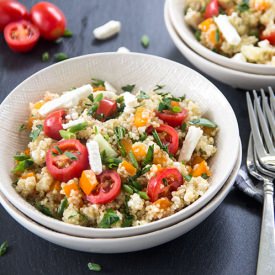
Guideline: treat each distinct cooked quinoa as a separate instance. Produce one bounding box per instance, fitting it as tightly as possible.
[12,80,217,228]
[185,0,275,64]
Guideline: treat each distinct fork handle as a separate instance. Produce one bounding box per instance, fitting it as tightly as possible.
[257,179,275,275]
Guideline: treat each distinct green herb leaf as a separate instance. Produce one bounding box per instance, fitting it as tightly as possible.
[142,145,154,166]
[91,78,105,87]
[238,0,249,12]
[64,152,78,160]
[114,127,126,140]
[54,145,63,155]
[57,198,68,217]
[189,118,217,128]
[171,106,182,113]
[195,29,201,41]
[123,184,134,194]
[35,203,53,217]
[13,153,30,161]
[18,123,27,132]
[99,209,120,228]
[116,96,124,104]
[129,151,139,169]
[94,93,103,103]
[138,191,149,200]
[183,175,192,182]
[201,173,209,179]
[122,84,135,92]
[63,29,73,37]
[12,159,34,173]
[29,125,43,141]
[153,84,165,91]
[137,91,150,99]
[122,213,134,227]
[54,52,69,62]
[141,34,150,48]
[88,94,94,102]
[42,52,50,62]
[68,122,88,133]
[59,130,76,140]
[215,29,220,43]
[139,133,147,141]
[87,104,99,116]
[101,151,122,168]
[0,241,8,256]
[181,123,187,132]
[152,129,169,154]
[88,262,102,272]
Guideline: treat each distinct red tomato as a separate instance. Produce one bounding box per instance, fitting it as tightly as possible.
[86,170,121,204]
[260,31,275,46]
[44,109,66,140]
[147,168,183,202]
[0,0,29,32]
[147,124,179,155]
[46,139,89,182]
[4,20,39,52]
[204,0,219,19]
[156,108,188,127]
[30,1,66,40]
[96,99,117,121]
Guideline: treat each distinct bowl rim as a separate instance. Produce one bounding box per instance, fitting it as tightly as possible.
[167,0,275,75]
[0,52,240,237]
[0,142,241,253]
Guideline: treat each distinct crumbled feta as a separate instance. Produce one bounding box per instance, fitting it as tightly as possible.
[117,46,130,53]
[86,140,102,175]
[231,53,247,62]
[93,20,121,40]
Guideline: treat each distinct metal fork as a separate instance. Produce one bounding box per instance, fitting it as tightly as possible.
[246,135,275,275]
[247,90,275,171]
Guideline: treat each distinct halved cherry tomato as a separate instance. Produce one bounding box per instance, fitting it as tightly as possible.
[30,1,66,40]
[96,98,117,121]
[0,0,29,32]
[46,139,89,182]
[156,108,188,127]
[4,20,39,53]
[147,124,179,155]
[260,31,275,46]
[44,109,66,140]
[204,0,219,19]
[86,170,121,204]
[147,168,184,202]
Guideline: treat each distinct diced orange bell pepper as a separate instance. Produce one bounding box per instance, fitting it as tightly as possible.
[121,138,132,153]
[121,160,137,176]
[134,107,150,127]
[192,160,211,177]
[170,101,180,107]
[132,144,147,161]
[153,151,167,165]
[24,148,30,156]
[33,100,45,110]
[191,156,204,166]
[63,181,79,197]
[21,172,35,179]
[79,170,98,195]
[93,86,105,92]
[198,18,214,32]
[153,198,172,209]
[27,116,35,130]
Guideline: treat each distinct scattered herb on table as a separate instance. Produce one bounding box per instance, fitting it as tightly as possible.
[63,29,73,38]
[0,241,8,256]
[42,52,50,62]
[141,34,150,48]
[54,52,69,62]
[88,262,102,272]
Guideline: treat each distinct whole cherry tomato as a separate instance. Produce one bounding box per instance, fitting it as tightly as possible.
[147,168,184,202]
[86,170,121,204]
[46,139,89,182]
[0,0,29,32]
[4,20,39,53]
[30,1,66,40]
[204,0,219,19]
[44,109,66,140]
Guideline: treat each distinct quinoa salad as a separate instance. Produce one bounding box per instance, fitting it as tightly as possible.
[12,80,217,228]
[184,0,275,64]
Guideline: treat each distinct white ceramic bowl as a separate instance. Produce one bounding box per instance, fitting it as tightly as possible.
[165,2,275,90]
[0,143,242,253]
[168,0,275,76]
[0,52,239,238]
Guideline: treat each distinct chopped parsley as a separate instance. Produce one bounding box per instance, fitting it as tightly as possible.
[238,0,250,12]
[0,241,8,256]
[183,175,192,182]
[13,153,30,161]
[35,203,53,217]
[201,173,209,179]
[68,122,88,133]
[215,29,220,43]
[137,90,149,99]
[101,150,122,169]
[91,78,105,87]
[54,145,63,155]
[152,129,169,154]
[121,84,135,92]
[189,118,217,128]
[54,52,69,62]
[141,34,150,48]
[99,209,120,228]
[57,198,69,217]
[142,145,154,166]
[88,262,102,272]
[114,127,127,157]
[128,151,139,169]
[12,157,34,173]
[42,52,50,62]
[63,29,73,37]
[18,123,27,132]
[64,152,78,161]
[139,132,147,141]
[29,124,43,141]
[153,84,165,91]
[195,30,201,41]
[158,96,184,113]
[181,122,187,132]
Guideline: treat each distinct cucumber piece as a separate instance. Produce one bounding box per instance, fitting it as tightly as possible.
[93,134,118,158]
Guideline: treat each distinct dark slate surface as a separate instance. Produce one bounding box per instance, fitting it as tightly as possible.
[0,0,261,274]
